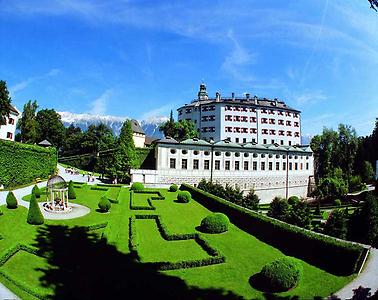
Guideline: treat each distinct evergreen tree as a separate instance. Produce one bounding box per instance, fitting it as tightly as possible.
[17,100,39,144]
[68,181,76,199]
[159,110,176,138]
[242,189,260,210]
[324,209,348,239]
[0,80,12,126]
[32,185,41,198]
[288,201,312,228]
[27,194,44,225]
[268,197,290,222]
[361,161,375,183]
[6,191,18,209]
[114,120,138,182]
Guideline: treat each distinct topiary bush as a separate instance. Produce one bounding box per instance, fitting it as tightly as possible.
[288,196,300,205]
[169,184,178,192]
[98,195,111,212]
[27,194,44,225]
[68,181,76,199]
[131,182,144,191]
[6,191,18,209]
[32,185,41,198]
[260,256,303,292]
[334,199,342,206]
[200,213,230,233]
[177,190,191,203]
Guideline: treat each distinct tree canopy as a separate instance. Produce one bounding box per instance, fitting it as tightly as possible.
[0,80,12,126]
[18,100,39,144]
[36,109,66,148]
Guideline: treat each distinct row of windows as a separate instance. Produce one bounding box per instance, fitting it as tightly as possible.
[224,106,299,118]
[223,127,299,137]
[224,116,299,127]
[202,105,216,111]
[201,127,216,133]
[169,158,309,171]
[201,115,216,122]
[169,148,310,159]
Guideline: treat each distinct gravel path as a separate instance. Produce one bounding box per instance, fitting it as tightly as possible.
[335,248,378,299]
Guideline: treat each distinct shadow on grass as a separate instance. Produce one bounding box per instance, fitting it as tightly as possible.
[33,225,242,300]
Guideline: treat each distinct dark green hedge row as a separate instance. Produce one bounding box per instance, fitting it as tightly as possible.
[130,191,155,210]
[130,215,225,270]
[0,244,46,299]
[105,188,121,204]
[180,184,366,275]
[90,186,109,191]
[97,183,124,188]
[83,222,108,232]
[0,140,57,188]
[133,190,165,199]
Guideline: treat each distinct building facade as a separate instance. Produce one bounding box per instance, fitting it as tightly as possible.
[131,119,146,148]
[0,105,19,141]
[131,138,314,203]
[177,83,301,146]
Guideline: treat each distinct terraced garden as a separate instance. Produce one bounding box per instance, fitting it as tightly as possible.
[0,184,361,299]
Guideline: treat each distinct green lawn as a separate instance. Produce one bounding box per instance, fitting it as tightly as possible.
[0,185,355,299]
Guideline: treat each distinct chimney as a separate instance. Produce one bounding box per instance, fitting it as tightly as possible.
[253,95,258,105]
[246,93,250,100]
[216,91,221,102]
[231,92,235,101]
[274,98,278,106]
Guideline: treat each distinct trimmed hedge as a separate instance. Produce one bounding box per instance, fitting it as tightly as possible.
[90,186,109,191]
[177,190,191,203]
[288,196,299,205]
[0,139,57,188]
[130,191,155,211]
[32,185,41,198]
[98,195,111,212]
[6,191,18,209]
[200,213,230,233]
[181,184,366,275]
[131,182,144,191]
[27,194,44,225]
[130,215,225,270]
[68,181,76,199]
[260,256,303,292]
[169,184,178,192]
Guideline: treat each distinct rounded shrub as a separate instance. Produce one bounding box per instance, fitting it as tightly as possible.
[68,181,76,199]
[260,256,302,292]
[169,184,178,192]
[288,196,300,205]
[32,185,41,198]
[334,199,342,206]
[131,182,144,191]
[27,194,44,225]
[200,213,230,233]
[6,191,18,209]
[177,190,191,203]
[98,195,111,212]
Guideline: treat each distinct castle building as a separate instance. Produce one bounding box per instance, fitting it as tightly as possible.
[177,83,301,146]
[0,105,19,141]
[131,83,314,203]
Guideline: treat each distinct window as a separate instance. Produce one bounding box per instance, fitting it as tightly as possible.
[261,118,268,124]
[215,151,221,156]
[263,139,267,144]
[289,162,292,170]
[276,162,280,170]
[280,140,284,145]
[252,138,256,143]
[170,158,176,169]
[271,139,275,144]
[295,163,298,170]
[182,159,188,169]
[235,152,240,157]
[278,119,284,125]
[269,119,275,124]
[269,130,276,135]
[225,115,232,121]
[253,161,257,170]
[8,118,14,125]
[170,149,176,154]
[287,131,292,136]
[294,122,299,127]
[243,138,246,143]
[306,163,309,170]
[289,141,292,146]
[185,108,192,114]
[178,110,182,116]
[204,151,210,156]
[6,132,13,139]
[286,120,292,126]
[283,162,286,170]
[204,160,210,170]
[193,150,199,155]
[235,138,239,143]
[235,161,240,170]
[182,149,188,154]
[225,161,230,170]
[225,152,231,157]
[193,159,199,169]
[215,160,220,170]
[244,161,249,170]
[261,162,265,171]
[250,128,257,134]
[250,117,257,123]
[269,162,273,170]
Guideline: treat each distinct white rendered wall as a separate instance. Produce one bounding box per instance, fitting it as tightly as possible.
[133,133,146,148]
[0,113,18,141]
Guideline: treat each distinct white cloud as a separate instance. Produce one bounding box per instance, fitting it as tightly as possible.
[292,90,327,106]
[9,68,60,95]
[139,102,178,121]
[89,89,112,115]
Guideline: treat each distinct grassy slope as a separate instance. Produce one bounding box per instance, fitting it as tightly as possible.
[0,186,354,299]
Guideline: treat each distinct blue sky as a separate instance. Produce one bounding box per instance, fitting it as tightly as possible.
[0,0,377,136]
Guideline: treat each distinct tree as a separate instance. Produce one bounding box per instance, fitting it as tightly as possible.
[159,110,176,138]
[68,181,76,199]
[114,120,138,182]
[324,209,348,239]
[17,100,39,144]
[0,80,12,126]
[316,168,348,200]
[369,0,378,11]
[36,109,65,148]
[242,189,260,210]
[6,191,18,209]
[288,201,312,228]
[361,161,375,183]
[27,194,44,225]
[268,197,290,222]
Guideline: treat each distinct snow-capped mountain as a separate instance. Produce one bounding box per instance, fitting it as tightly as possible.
[58,111,167,138]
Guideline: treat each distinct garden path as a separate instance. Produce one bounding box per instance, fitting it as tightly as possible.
[336,247,378,299]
